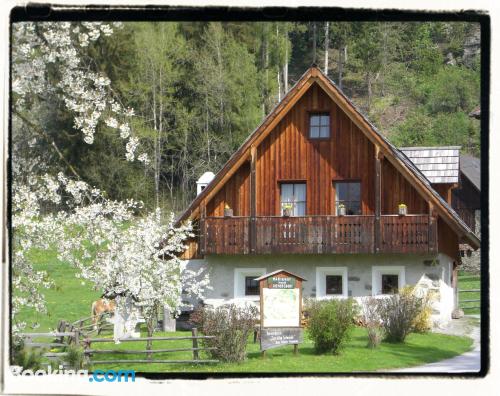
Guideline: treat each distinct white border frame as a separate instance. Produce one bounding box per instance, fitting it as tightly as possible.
[371,266,406,296]
[233,267,266,299]
[315,266,348,298]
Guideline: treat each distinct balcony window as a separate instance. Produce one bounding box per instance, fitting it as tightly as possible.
[280,183,306,216]
[335,181,361,215]
[309,113,330,138]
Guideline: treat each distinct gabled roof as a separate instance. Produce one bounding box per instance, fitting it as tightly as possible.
[460,154,481,191]
[177,66,480,250]
[400,146,460,184]
[255,269,307,282]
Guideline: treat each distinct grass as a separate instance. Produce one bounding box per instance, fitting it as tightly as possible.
[86,327,472,373]
[14,249,474,372]
[458,270,481,315]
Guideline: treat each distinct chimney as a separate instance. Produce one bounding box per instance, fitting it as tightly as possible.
[196,171,215,195]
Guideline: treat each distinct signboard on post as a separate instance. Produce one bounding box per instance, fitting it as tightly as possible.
[255,270,306,355]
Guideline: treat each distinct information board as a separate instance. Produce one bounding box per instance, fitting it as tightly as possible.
[262,288,300,327]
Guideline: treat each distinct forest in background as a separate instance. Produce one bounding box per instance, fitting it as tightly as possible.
[12,21,481,213]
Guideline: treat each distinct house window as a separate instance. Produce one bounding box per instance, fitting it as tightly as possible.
[280,183,306,216]
[326,275,343,295]
[309,113,330,138]
[316,267,348,298]
[372,266,405,296]
[234,268,266,299]
[245,276,259,296]
[335,181,361,215]
[381,274,399,294]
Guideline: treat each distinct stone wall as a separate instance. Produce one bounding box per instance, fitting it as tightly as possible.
[460,210,481,274]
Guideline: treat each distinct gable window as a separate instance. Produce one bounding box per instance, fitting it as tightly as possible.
[245,276,260,296]
[326,275,343,295]
[335,181,361,215]
[280,183,306,216]
[381,274,399,294]
[309,113,330,139]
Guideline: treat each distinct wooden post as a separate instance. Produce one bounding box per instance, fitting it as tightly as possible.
[249,146,257,253]
[428,202,436,253]
[374,146,382,253]
[73,329,80,346]
[293,344,298,355]
[191,328,199,361]
[200,201,206,255]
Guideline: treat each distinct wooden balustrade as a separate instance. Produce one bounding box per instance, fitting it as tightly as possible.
[203,215,437,255]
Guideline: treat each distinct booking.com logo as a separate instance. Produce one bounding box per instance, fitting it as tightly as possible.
[89,369,135,382]
[11,365,135,382]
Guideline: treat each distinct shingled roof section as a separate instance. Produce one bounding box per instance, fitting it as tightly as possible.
[400,146,460,184]
[460,154,481,191]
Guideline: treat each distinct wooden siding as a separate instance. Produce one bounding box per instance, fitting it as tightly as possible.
[179,81,463,259]
[255,83,376,216]
[381,159,429,215]
[206,161,250,217]
[438,217,460,262]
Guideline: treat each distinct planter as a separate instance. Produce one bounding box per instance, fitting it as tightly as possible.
[338,206,346,216]
[398,206,407,216]
[224,208,234,217]
[282,208,292,217]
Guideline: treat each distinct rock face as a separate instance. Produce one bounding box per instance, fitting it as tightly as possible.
[452,308,465,319]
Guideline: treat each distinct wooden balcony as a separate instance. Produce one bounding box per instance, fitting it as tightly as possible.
[202,215,437,255]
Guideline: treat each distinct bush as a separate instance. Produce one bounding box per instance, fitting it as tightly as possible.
[11,339,44,371]
[377,287,425,342]
[307,299,358,354]
[403,286,434,333]
[360,297,383,349]
[196,304,258,363]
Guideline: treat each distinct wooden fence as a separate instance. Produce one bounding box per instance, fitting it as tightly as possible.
[459,289,480,311]
[19,328,219,366]
[82,328,218,365]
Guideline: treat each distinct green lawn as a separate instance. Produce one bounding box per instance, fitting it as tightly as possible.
[87,327,472,373]
[458,270,481,315]
[14,249,473,372]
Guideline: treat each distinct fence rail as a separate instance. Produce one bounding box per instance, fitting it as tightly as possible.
[18,328,219,366]
[458,289,480,310]
[83,328,218,365]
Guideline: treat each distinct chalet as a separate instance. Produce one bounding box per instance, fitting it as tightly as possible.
[177,66,480,326]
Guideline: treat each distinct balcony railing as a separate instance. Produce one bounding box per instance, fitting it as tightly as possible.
[202,215,437,255]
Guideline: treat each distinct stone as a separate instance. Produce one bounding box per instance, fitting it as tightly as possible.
[452,308,465,319]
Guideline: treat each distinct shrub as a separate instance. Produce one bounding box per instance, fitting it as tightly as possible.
[307,298,358,354]
[377,287,425,342]
[197,304,258,363]
[360,297,383,349]
[404,286,434,333]
[11,339,44,371]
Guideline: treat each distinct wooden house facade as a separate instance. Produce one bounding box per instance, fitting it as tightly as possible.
[177,67,480,325]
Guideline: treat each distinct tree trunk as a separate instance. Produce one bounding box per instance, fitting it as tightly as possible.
[366,72,372,111]
[338,45,344,90]
[276,25,281,102]
[284,25,289,93]
[312,22,317,64]
[324,22,329,75]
